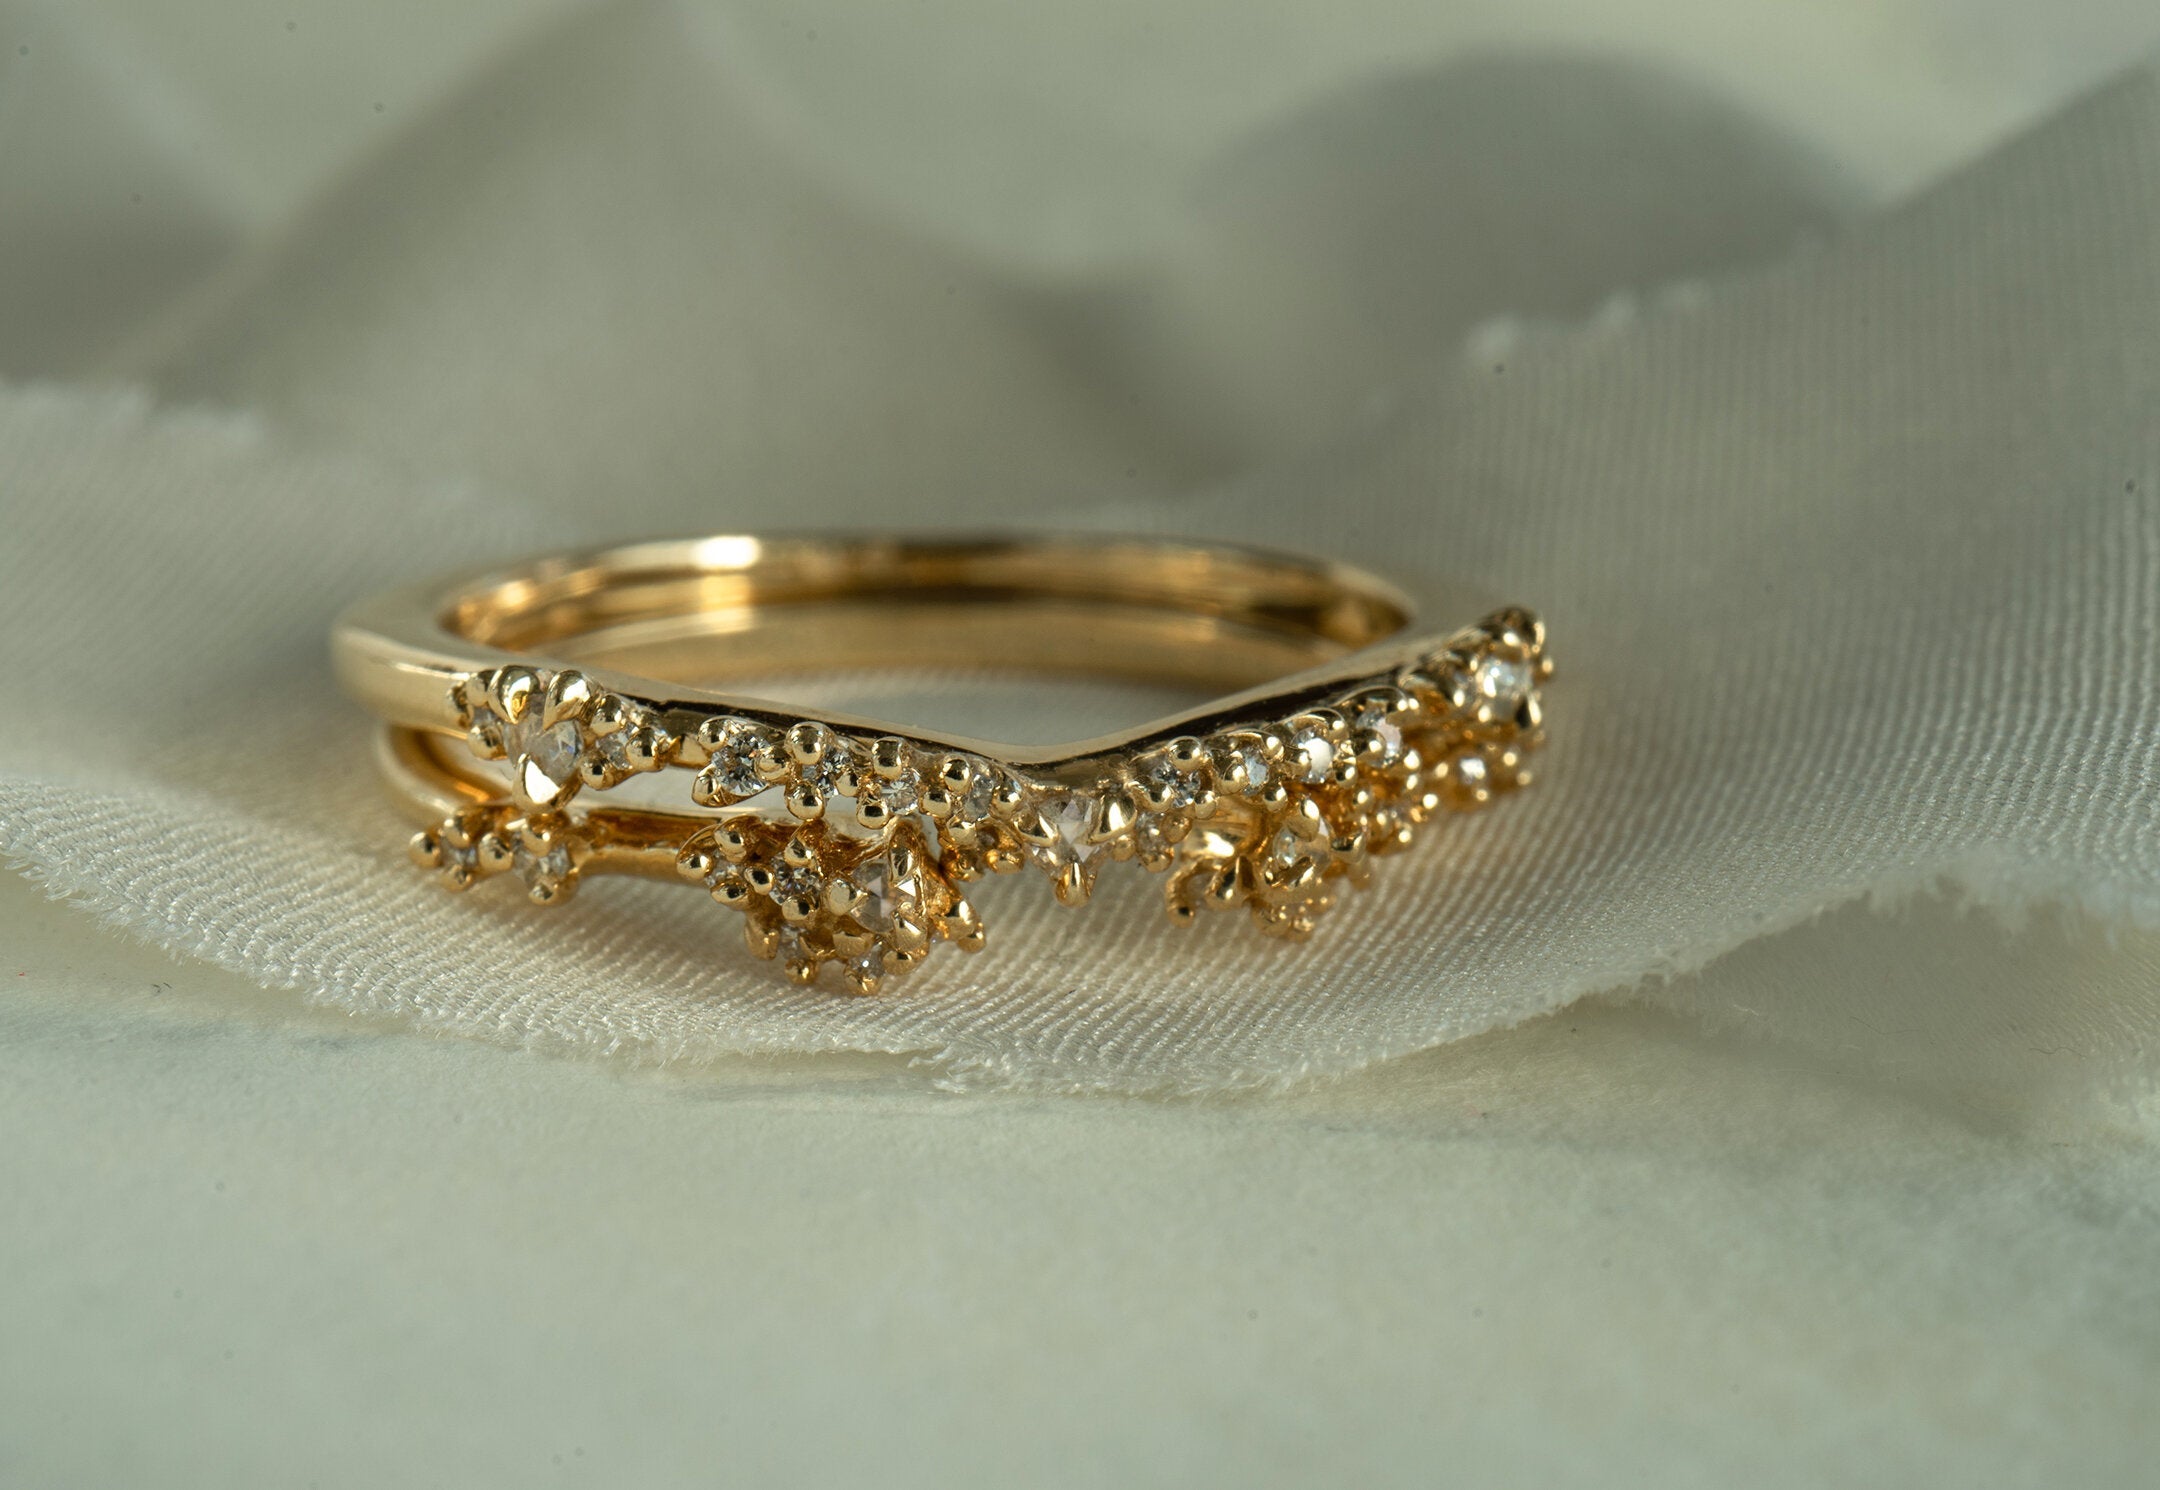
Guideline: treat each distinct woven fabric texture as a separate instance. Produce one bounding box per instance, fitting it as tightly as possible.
[2,1,2156,1090]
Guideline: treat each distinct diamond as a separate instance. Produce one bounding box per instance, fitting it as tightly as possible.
[1055,794,1102,853]
[1267,825,1329,878]
[508,713,583,788]
[704,722,769,798]
[850,854,920,931]
[797,749,847,802]
[512,840,571,886]
[1138,755,1201,810]
[1453,752,1490,788]
[1032,791,1107,869]
[769,860,822,909]
[1217,743,1269,794]
[958,762,1000,823]
[1473,654,1532,706]
[1289,725,1334,784]
[1133,814,1177,860]
[864,767,919,819]
[1352,706,1404,766]
[595,723,649,773]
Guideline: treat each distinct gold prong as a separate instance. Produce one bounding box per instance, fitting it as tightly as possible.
[786,722,826,765]
[1052,861,1089,907]
[542,670,595,726]
[490,666,538,721]
[623,727,665,770]
[942,899,986,952]
[1483,607,1542,655]
[587,695,629,737]
[1199,863,1242,909]
[1094,790,1135,841]
[512,759,566,813]
[477,832,516,873]
[743,919,780,959]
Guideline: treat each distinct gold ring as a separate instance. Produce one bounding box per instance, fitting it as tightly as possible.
[334,535,1552,994]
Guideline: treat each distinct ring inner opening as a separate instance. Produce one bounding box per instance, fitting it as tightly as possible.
[445,536,1413,695]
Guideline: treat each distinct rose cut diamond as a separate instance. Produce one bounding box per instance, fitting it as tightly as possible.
[509,714,583,788]
[851,854,920,931]
[1032,792,1107,870]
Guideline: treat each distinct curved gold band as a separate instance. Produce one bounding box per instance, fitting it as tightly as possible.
[335,534,1552,993]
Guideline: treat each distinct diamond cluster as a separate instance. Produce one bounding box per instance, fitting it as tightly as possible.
[451,665,676,812]
[414,610,1550,993]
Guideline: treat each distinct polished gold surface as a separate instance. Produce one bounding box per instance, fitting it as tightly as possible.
[336,534,1551,993]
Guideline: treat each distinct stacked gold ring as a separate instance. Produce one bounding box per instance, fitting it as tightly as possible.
[334,535,1551,994]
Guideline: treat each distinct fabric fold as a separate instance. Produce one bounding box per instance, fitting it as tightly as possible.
[3,38,2156,1091]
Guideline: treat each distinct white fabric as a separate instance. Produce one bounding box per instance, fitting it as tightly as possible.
[6,869,2158,1487]
[7,4,2160,1482]
[3,0,2160,1095]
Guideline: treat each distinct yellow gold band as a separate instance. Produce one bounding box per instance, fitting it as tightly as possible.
[334,534,1552,993]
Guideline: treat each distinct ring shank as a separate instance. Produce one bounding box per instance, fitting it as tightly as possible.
[334,534,1424,764]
